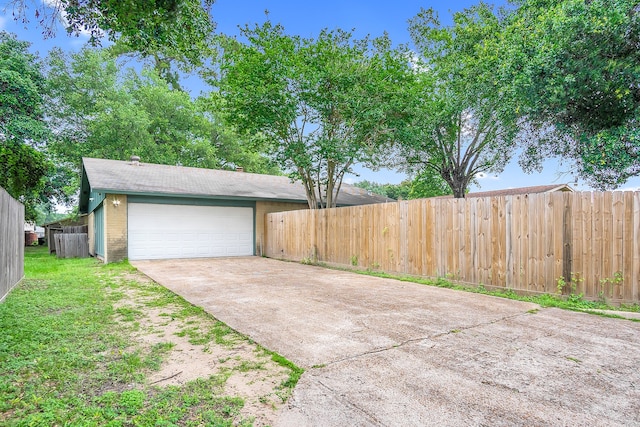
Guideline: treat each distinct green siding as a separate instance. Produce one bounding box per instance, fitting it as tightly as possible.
[88,190,106,213]
[127,195,255,208]
[94,204,104,257]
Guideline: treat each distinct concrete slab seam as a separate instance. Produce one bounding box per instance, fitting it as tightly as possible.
[325,309,539,367]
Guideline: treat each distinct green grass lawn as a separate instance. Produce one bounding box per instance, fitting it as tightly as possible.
[0,247,302,426]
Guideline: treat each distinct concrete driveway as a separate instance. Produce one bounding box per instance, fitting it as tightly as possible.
[132,257,640,426]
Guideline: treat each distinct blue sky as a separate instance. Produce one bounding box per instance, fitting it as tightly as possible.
[2,1,639,192]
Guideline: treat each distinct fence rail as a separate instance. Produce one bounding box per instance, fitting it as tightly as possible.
[265,192,640,304]
[0,187,25,302]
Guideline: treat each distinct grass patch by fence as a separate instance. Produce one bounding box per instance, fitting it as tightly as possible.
[0,247,302,425]
[330,264,640,321]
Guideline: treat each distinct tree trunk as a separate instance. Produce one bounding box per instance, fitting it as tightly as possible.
[451,182,466,198]
[444,174,468,198]
[299,168,318,209]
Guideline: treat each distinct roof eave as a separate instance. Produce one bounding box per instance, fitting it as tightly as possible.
[84,188,310,205]
[78,163,91,214]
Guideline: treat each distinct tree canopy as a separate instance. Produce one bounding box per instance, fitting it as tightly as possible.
[503,0,640,189]
[4,0,639,222]
[7,0,216,88]
[402,4,521,198]
[217,22,413,208]
[43,47,278,206]
[0,31,52,220]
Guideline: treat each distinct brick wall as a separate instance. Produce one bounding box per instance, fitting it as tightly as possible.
[104,194,128,263]
[255,201,306,255]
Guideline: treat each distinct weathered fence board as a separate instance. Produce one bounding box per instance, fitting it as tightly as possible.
[0,187,24,302]
[265,191,640,304]
[54,233,89,259]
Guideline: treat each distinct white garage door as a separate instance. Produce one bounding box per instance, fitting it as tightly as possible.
[128,203,253,260]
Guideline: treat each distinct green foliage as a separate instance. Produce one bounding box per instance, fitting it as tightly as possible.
[258,346,305,395]
[503,0,640,189]
[47,48,215,168]
[175,321,236,347]
[403,5,521,198]
[8,0,215,88]
[45,47,277,194]
[408,169,452,199]
[354,170,451,200]
[598,271,625,303]
[118,389,146,415]
[0,32,54,220]
[556,272,584,296]
[354,180,411,200]
[217,22,413,208]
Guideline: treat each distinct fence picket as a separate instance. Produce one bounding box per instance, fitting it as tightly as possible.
[0,188,24,302]
[265,192,640,304]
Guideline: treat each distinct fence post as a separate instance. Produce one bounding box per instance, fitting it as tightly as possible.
[562,192,573,293]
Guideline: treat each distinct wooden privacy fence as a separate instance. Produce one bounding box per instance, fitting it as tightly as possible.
[54,225,89,259]
[265,191,640,304]
[0,187,25,302]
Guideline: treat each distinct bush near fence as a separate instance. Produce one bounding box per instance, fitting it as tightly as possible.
[0,187,25,302]
[265,191,640,304]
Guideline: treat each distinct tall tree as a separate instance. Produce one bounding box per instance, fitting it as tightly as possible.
[403,4,521,198]
[45,47,276,178]
[502,0,640,189]
[216,22,412,208]
[0,31,51,220]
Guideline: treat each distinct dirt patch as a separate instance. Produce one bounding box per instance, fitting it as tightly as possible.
[110,270,291,426]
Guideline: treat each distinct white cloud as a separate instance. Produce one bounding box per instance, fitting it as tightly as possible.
[475,172,500,181]
[0,16,6,30]
[343,177,355,185]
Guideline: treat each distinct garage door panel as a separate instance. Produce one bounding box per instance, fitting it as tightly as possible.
[128,203,253,260]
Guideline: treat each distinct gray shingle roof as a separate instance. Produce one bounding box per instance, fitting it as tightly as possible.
[432,184,574,199]
[81,157,392,207]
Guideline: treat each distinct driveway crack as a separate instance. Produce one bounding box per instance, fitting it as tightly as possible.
[315,379,387,426]
[326,309,536,366]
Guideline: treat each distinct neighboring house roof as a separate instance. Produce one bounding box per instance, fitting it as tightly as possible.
[42,215,88,228]
[79,157,392,212]
[434,184,574,199]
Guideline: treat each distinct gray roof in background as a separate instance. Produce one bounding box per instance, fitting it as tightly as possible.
[81,157,392,206]
[432,184,573,199]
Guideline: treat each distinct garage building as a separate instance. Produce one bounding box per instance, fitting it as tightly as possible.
[79,157,389,263]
